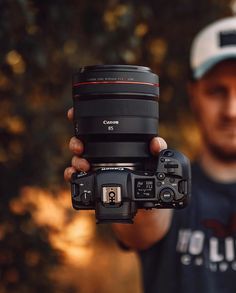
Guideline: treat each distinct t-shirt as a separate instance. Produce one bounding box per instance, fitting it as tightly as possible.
[138,163,236,293]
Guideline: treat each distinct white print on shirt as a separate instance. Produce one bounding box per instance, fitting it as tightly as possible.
[176,229,236,272]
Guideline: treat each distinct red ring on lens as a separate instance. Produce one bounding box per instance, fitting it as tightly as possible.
[73,81,159,87]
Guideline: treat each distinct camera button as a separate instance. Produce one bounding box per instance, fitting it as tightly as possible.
[160,188,174,202]
[81,192,92,205]
[157,172,165,180]
[71,183,79,197]
[178,180,187,194]
[178,201,184,208]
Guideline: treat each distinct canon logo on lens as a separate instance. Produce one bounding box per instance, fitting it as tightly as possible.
[103,120,119,125]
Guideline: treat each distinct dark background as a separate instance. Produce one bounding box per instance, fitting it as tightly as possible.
[0,1,234,292]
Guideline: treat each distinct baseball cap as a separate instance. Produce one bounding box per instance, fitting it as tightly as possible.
[190,16,236,79]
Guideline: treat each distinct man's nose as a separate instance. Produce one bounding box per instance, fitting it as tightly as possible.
[224,90,236,118]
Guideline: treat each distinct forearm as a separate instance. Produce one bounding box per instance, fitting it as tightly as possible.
[112,209,173,250]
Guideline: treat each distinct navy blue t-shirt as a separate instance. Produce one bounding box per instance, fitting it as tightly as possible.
[139,163,236,293]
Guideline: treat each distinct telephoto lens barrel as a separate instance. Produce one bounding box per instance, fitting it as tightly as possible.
[73,65,159,169]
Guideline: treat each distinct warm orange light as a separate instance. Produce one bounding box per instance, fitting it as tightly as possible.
[5,50,26,74]
[13,187,95,265]
[135,23,149,37]
[11,186,142,292]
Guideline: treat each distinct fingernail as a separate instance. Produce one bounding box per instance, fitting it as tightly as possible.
[157,137,167,150]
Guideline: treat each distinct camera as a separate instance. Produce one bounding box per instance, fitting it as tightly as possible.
[71,148,190,223]
[71,65,191,223]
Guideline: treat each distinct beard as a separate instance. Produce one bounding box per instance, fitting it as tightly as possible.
[195,109,236,162]
[206,141,236,162]
[203,123,236,163]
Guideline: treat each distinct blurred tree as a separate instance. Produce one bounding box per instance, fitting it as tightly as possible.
[0,0,234,292]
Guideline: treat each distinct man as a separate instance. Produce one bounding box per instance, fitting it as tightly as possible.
[64,17,236,292]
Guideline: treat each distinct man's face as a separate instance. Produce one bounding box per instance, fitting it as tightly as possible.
[190,60,236,162]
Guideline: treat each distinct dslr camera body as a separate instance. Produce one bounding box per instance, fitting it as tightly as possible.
[71,149,190,223]
[71,65,191,223]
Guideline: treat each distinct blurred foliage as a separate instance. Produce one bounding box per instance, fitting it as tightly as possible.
[0,0,234,292]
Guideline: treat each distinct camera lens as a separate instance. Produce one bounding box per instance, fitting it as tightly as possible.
[73,65,159,168]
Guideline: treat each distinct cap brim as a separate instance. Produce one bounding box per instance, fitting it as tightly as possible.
[193,53,236,79]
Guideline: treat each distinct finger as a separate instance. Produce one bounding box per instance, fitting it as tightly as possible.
[150,137,167,156]
[71,156,90,172]
[64,166,77,182]
[67,108,74,121]
[69,136,84,155]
